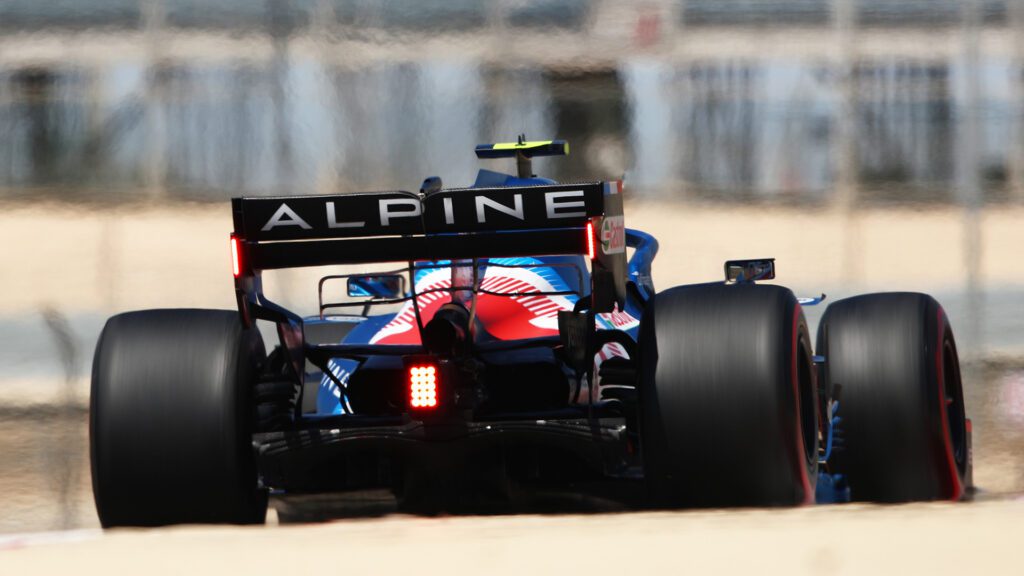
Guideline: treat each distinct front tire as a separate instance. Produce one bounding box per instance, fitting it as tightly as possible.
[639,283,818,507]
[90,309,268,526]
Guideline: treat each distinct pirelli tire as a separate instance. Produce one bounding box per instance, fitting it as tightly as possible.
[817,293,969,502]
[90,309,268,527]
[638,283,818,507]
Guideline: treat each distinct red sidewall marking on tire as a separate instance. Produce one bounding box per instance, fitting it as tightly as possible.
[935,307,964,501]
[792,303,814,504]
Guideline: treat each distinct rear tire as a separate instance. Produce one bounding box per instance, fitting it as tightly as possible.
[90,309,268,526]
[818,293,968,502]
[639,283,817,507]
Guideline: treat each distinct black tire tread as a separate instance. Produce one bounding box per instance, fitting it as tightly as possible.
[90,308,268,526]
[817,292,966,502]
[639,283,817,507]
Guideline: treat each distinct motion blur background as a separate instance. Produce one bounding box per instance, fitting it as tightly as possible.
[1,0,1023,534]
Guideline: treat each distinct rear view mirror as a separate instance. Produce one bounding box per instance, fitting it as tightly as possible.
[724,259,775,283]
[347,274,405,299]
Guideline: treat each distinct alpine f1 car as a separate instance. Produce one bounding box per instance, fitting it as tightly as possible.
[90,139,972,526]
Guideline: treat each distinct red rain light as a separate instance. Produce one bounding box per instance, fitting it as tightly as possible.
[409,365,438,409]
[230,235,242,278]
[586,221,595,260]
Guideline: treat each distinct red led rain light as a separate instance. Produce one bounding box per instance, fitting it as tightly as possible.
[409,365,438,409]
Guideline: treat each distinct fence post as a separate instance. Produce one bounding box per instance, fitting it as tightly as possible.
[142,0,167,198]
[833,0,860,288]
[960,0,984,357]
[1010,0,1024,204]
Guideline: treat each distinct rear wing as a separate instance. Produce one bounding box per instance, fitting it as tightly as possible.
[230,180,627,377]
[231,182,622,270]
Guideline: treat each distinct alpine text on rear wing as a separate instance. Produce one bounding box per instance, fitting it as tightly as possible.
[231,182,623,270]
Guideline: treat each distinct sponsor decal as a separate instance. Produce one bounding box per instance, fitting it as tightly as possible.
[242,184,605,241]
[323,315,367,323]
[319,358,356,415]
[599,216,625,255]
[588,341,631,405]
[596,304,639,331]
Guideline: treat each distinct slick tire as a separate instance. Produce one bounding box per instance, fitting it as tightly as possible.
[817,293,968,502]
[639,283,818,507]
[90,309,268,526]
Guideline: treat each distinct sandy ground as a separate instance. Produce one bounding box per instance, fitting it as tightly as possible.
[2,201,1023,314]
[1,363,1022,574]
[2,499,1024,575]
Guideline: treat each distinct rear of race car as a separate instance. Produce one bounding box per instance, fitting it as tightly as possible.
[89,139,971,526]
[229,175,649,509]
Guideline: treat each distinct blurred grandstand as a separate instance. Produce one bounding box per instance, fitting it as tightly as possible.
[0,0,1021,203]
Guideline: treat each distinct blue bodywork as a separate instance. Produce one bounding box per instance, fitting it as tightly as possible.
[301,167,848,504]
[314,254,598,415]
[310,169,650,417]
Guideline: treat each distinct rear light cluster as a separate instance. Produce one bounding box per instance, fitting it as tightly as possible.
[409,365,438,409]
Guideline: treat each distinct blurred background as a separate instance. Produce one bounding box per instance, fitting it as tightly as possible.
[1,0,1023,534]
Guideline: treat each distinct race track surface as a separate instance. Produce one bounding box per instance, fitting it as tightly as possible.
[2,360,1023,575]
[3,498,1023,575]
